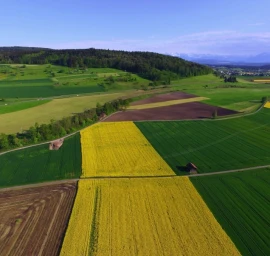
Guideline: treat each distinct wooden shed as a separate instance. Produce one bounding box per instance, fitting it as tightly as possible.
[49,138,64,150]
[186,162,198,174]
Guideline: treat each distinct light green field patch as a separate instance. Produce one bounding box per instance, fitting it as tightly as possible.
[96,72,121,77]
[0,93,125,134]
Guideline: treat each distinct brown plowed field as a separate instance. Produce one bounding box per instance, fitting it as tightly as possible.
[0,182,77,256]
[130,91,196,106]
[104,102,238,121]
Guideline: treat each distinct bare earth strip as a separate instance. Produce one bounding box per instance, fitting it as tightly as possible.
[0,182,77,256]
[128,96,209,110]
[61,178,240,256]
[130,91,197,106]
[105,102,238,122]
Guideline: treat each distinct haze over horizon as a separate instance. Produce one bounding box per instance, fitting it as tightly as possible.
[2,0,270,56]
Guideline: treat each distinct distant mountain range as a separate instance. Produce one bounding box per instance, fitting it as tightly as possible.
[171,53,270,66]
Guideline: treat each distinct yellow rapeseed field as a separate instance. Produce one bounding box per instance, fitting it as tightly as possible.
[128,96,209,110]
[80,122,174,177]
[254,79,270,83]
[264,101,270,108]
[61,178,240,256]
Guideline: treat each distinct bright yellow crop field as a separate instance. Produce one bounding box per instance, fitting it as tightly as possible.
[253,79,270,83]
[128,96,209,110]
[264,101,270,108]
[80,122,174,177]
[61,178,240,256]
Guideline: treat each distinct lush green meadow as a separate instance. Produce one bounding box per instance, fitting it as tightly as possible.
[0,99,50,114]
[0,91,149,134]
[0,134,81,187]
[172,74,270,111]
[0,64,150,98]
[191,169,270,256]
[136,108,270,174]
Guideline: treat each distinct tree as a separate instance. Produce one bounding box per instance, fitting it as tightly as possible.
[96,102,103,116]
[262,96,268,103]
[0,133,9,149]
[212,109,218,119]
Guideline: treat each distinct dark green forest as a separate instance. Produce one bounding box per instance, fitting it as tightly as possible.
[0,47,212,82]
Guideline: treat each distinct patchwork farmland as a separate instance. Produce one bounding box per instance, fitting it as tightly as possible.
[1,65,270,256]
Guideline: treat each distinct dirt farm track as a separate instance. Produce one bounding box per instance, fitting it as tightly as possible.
[0,182,77,256]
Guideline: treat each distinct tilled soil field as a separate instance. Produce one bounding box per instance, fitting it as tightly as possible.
[104,102,238,121]
[130,91,196,106]
[0,182,77,256]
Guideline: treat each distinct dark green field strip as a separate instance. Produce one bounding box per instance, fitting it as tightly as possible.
[190,170,270,256]
[0,134,82,188]
[0,78,53,87]
[0,100,50,114]
[0,85,104,98]
[135,108,270,174]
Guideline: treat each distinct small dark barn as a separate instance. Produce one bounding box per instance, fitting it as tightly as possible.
[186,162,198,174]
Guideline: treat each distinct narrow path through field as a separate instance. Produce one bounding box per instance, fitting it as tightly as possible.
[0,164,268,191]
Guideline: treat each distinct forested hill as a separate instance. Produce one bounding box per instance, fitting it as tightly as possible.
[0,46,50,52]
[0,47,212,81]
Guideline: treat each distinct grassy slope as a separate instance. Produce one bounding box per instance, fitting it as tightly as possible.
[0,65,150,98]
[190,169,270,256]
[0,93,125,133]
[0,133,81,188]
[172,74,270,111]
[136,108,270,175]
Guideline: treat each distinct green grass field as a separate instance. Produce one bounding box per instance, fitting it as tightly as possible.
[172,74,270,111]
[0,100,50,114]
[136,108,270,174]
[184,87,270,111]
[0,133,81,188]
[0,65,150,98]
[190,169,270,256]
[0,93,126,134]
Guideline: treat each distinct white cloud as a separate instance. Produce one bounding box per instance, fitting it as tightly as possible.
[46,31,270,56]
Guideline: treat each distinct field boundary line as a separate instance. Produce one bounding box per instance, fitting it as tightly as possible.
[0,165,268,191]
[190,165,270,177]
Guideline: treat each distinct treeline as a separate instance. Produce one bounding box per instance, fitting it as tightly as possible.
[213,71,238,83]
[0,98,130,151]
[0,47,212,82]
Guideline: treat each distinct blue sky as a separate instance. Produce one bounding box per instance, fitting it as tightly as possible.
[1,0,270,55]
